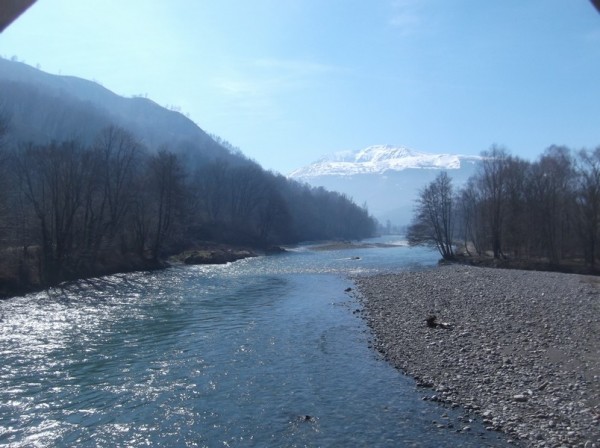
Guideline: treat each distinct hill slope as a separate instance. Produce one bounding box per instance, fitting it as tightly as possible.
[0,57,229,162]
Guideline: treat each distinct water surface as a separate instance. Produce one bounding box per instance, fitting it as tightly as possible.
[0,239,511,446]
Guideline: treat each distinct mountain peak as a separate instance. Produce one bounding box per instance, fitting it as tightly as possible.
[355,145,415,162]
[289,145,480,178]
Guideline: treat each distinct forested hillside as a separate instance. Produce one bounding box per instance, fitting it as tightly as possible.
[0,60,375,295]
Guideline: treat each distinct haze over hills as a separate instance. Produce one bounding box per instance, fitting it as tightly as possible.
[0,57,232,163]
[0,56,481,230]
[0,57,378,294]
[289,145,481,226]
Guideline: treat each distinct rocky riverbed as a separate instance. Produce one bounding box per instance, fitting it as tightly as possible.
[354,264,600,447]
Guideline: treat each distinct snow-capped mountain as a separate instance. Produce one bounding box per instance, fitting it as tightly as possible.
[289,145,480,178]
[289,145,481,226]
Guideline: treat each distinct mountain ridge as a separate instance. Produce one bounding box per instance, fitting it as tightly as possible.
[288,145,481,225]
[0,57,228,161]
[289,144,481,178]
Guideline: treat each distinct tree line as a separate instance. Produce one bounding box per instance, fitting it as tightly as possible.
[408,145,600,271]
[0,123,375,293]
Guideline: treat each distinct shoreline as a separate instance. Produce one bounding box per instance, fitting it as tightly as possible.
[354,264,599,447]
[0,243,276,300]
[0,256,165,300]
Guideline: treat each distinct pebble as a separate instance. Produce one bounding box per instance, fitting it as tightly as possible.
[354,264,600,448]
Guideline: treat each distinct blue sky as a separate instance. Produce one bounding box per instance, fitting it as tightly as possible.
[1,0,599,173]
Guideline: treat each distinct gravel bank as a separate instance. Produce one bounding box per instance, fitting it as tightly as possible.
[354,264,600,447]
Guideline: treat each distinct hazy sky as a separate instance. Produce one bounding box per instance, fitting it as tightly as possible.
[1,0,599,173]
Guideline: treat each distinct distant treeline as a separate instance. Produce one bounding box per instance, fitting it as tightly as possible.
[0,124,375,293]
[408,145,600,270]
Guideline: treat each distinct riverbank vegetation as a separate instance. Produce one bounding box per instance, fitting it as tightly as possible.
[0,121,375,297]
[407,145,600,274]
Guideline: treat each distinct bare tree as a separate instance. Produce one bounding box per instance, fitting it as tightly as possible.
[456,179,484,255]
[257,191,290,244]
[91,126,143,254]
[228,164,268,230]
[501,156,530,258]
[527,146,575,263]
[407,171,455,260]
[148,149,184,260]
[196,158,230,223]
[476,146,511,258]
[575,147,600,267]
[0,107,11,241]
[14,141,94,282]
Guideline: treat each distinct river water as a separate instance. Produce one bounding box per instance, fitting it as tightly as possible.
[0,238,511,447]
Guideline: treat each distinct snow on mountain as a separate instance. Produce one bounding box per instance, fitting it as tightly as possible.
[288,145,480,178]
[288,145,482,225]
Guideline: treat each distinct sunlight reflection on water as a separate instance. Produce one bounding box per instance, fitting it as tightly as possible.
[0,240,512,447]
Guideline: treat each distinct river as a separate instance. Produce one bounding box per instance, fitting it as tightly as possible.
[0,238,511,447]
